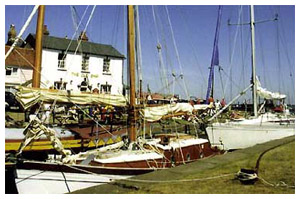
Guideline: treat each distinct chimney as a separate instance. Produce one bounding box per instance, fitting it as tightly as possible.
[43,25,50,35]
[7,24,17,45]
[78,31,88,41]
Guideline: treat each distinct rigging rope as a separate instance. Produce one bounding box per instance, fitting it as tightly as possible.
[256,26,269,89]
[239,6,246,91]
[123,173,235,183]
[134,6,143,93]
[164,6,189,99]
[5,5,39,60]
[152,6,170,94]
[111,6,122,47]
[277,19,294,104]
[11,6,118,137]
[176,6,207,94]
[218,66,225,99]
[228,13,233,100]
[275,7,282,94]
[223,6,243,99]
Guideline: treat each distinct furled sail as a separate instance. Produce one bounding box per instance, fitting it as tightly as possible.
[141,103,194,122]
[256,77,286,100]
[15,86,127,110]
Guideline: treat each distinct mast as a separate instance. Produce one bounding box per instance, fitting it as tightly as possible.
[32,5,45,88]
[205,6,222,103]
[128,5,137,142]
[134,6,143,104]
[250,5,258,117]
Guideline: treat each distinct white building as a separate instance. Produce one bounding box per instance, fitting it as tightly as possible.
[6,33,125,95]
[5,46,35,92]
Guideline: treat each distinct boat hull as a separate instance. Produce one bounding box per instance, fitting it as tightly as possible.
[207,122,295,150]
[16,139,219,175]
[17,161,159,175]
[5,125,127,160]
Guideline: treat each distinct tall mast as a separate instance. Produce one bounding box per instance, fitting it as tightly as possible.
[205,6,222,103]
[32,5,45,88]
[134,6,143,104]
[128,5,137,142]
[250,5,258,117]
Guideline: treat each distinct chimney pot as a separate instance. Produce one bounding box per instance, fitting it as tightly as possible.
[79,31,88,41]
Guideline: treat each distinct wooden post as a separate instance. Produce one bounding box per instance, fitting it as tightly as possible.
[32,5,45,88]
[128,5,137,142]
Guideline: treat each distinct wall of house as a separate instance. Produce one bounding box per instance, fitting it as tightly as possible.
[5,66,33,86]
[40,49,123,95]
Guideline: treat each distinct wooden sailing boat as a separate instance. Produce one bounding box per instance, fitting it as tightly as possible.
[15,5,219,175]
[5,5,131,156]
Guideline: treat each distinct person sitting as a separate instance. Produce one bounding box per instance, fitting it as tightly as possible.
[215,99,221,111]
[80,78,88,92]
[92,87,99,94]
[221,98,226,107]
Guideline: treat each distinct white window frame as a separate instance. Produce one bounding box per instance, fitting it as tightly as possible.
[103,57,111,74]
[6,67,18,76]
[101,82,112,94]
[81,54,90,73]
[58,52,66,70]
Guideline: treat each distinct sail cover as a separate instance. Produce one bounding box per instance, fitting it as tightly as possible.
[15,86,127,110]
[142,103,194,122]
[256,77,286,100]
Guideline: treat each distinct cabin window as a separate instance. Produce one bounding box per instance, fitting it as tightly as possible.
[6,67,18,76]
[199,152,204,159]
[103,57,110,73]
[58,52,66,69]
[186,153,191,161]
[81,54,89,72]
[100,82,112,94]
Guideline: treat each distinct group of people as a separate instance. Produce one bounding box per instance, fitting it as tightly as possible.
[91,105,117,124]
[208,97,226,110]
[207,97,226,116]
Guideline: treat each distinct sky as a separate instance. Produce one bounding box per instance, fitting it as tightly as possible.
[5,5,295,104]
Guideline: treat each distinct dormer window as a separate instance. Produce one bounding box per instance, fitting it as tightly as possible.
[82,54,89,72]
[103,57,110,74]
[58,52,66,70]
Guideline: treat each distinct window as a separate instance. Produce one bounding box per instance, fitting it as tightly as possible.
[58,52,66,69]
[54,79,67,90]
[100,82,112,94]
[103,57,110,73]
[6,67,18,76]
[6,69,12,76]
[82,54,89,72]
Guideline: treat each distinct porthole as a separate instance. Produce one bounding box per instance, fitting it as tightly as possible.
[186,153,191,161]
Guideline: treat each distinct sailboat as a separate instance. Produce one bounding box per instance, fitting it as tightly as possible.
[205,5,295,150]
[5,6,130,159]
[11,5,219,177]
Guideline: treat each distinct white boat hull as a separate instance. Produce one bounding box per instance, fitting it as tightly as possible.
[15,169,131,194]
[206,120,295,150]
